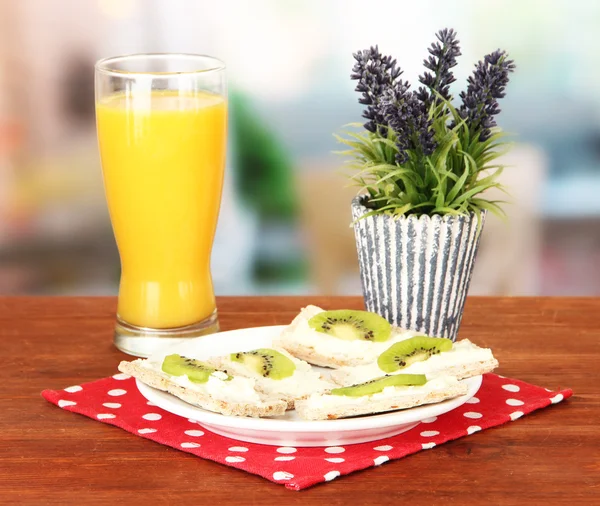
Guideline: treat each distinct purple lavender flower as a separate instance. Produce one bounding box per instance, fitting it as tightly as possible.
[351,46,402,133]
[458,49,516,140]
[416,28,461,109]
[381,83,437,164]
[348,29,513,167]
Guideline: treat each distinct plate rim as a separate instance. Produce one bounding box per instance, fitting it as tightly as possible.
[137,375,481,432]
[136,324,482,432]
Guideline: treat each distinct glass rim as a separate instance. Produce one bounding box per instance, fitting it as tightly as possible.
[94,53,226,77]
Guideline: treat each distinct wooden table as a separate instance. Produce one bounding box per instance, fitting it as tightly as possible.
[1,297,597,504]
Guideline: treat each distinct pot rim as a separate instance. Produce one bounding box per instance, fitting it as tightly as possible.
[351,195,486,223]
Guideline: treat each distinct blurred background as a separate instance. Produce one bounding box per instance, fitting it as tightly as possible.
[0,0,599,297]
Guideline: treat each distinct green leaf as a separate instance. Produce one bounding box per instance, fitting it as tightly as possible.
[335,135,377,160]
[446,153,471,204]
[452,181,503,206]
[431,206,466,216]
[372,137,400,152]
[470,198,508,220]
[437,169,459,182]
[473,167,505,190]
[373,168,418,186]
[391,203,413,215]
[341,130,370,142]
[342,122,367,129]
[355,203,411,221]
[334,86,513,219]
[433,130,458,172]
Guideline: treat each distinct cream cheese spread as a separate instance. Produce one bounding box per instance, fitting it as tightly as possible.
[330,339,494,386]
[277,305,420,364]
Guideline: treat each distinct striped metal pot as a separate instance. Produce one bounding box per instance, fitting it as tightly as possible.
[351,196,486,341]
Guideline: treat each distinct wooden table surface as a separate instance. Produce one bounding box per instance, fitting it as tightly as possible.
[1,296,598,505]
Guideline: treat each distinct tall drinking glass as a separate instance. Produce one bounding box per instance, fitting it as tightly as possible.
[95,54,227,357]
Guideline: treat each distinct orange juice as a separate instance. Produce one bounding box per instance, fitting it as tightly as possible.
[96,91,227,329]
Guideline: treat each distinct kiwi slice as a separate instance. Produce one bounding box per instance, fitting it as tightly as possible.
[230,348,296,380]
[308,309,392,342]
[377,336,453,373]
[162,354,230,384]
[331,374,427,397]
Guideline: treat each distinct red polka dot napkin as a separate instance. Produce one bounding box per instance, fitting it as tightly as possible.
[42,373,571,491]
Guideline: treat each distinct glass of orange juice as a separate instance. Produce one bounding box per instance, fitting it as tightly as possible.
[95,54,227,357]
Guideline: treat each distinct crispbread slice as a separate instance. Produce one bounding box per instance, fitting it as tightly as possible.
[273,305,365,368]
[330,356,499,386]
[119,360,287,418]
[274,305,420,369]
[426,358,498,380]
[271,339,367,369]
[207,355,295,410]
[207,352,336,410]
[294,378,469,421]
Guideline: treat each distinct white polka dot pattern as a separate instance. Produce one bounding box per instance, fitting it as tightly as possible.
[509,411,524,421]
[324,471,340,481]
[374,456,389,466]
[138,428,157,434]
[228,446,248,452]
[225,456,245,463]
[107,389,127,397]
[181,442,200,448]
[184,430,204,437]
[43,371,570,490]
[142,413,161,421]
[273,471,294,481]
[276,447,297,454]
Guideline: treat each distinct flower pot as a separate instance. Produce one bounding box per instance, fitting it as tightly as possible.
[351,196,486,341]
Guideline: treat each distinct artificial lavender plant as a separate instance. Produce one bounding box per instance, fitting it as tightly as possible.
[457,50,516,141]
[350,46,402,134]
[338,28,515,219]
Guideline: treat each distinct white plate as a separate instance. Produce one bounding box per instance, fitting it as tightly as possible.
[136,325,482,446]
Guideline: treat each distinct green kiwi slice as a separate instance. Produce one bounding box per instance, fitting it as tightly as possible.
[330,374,427,397]
[162,354,230,383]
[377,336,453,373]
[230,348,296,380]
[308,309,392,342]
